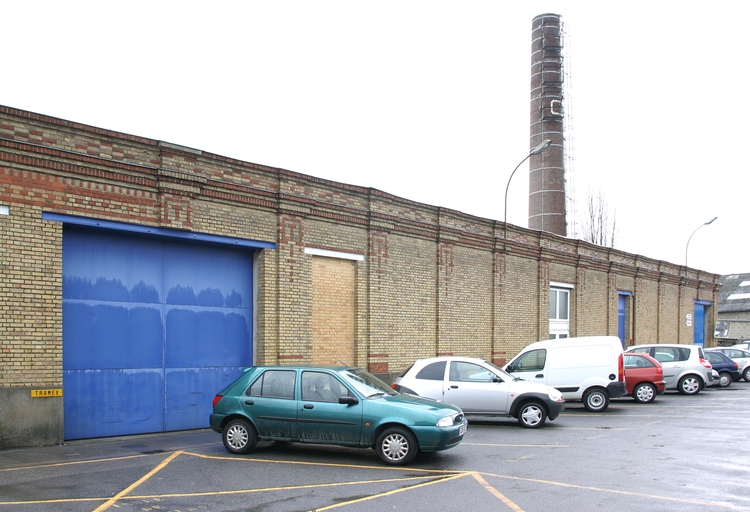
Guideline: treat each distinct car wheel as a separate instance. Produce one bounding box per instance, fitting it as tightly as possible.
[376,427,418,466]
[518,402,547,428]
[744,367,750,382]
[677,375,702,395]
[632,382,656,403]
[718,372,733,388]
[222,418,258,455]
[583,388,609,412]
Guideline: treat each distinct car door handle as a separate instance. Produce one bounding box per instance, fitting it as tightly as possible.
[450,385,458,389]
[303,404,314,409]
[244,400,254,405]
[535,374,544,378]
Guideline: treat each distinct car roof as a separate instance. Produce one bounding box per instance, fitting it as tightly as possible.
[415,356,487,364]
[627,344,698,349]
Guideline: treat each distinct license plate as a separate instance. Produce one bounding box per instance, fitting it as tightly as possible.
[458,423,467,436]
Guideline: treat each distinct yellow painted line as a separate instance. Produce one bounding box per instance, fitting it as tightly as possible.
[183,450,462,474]
[92,450,182,512]
[313,471,471,511]
[0,453,157,473]
[478,472,750,511]
[472,472,524,511]
[121,475,439,500]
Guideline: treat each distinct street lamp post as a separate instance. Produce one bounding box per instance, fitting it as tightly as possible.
[503,139,551,251]
[685,216,717,268]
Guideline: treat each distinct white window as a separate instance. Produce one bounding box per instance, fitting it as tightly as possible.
[550,284,572,339]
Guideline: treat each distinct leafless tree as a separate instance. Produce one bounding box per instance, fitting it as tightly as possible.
[580,188,618,247]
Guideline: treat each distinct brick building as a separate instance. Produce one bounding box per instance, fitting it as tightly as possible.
[0,106,720,448]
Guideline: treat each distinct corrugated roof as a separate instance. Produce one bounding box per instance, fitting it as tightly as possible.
[719,273,750,313]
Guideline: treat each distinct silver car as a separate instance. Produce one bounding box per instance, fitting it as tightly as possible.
[392,356,565,428]
[625,344,713,394]
[706,347,750,382]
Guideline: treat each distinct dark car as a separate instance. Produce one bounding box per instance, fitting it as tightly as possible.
[210,366,468,466]
[704,351,740,387]
[623,353,666,403]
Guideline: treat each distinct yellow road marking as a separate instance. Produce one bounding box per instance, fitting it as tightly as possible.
[92,450,182,512]
[312,471,470,511]
[478,471,750,511]
[472,472,524,511]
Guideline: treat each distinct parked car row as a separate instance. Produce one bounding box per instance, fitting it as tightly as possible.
[207,340,749,466]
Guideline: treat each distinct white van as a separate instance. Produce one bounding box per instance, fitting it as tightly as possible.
[503,336,626,412]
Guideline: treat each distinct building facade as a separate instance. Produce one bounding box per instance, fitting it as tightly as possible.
[0,106,720,448]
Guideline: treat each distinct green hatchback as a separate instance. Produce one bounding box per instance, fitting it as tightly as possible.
[210,366,467,465]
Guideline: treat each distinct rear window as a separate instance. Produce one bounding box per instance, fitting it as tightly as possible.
[416,361,446,380]
[624,354,655,368]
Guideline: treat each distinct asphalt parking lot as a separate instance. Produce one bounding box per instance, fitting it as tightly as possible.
[2,382,750,512]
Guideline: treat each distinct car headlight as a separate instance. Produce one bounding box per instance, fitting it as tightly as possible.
[436,415,455,427]
[548,389,563,402]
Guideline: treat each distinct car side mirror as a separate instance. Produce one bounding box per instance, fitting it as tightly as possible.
[339,396,359,406]
[492,376,503,383]
[506,364,515,372]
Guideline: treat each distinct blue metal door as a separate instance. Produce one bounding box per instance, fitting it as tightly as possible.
[62,227,253,439]
[693,301,711,347]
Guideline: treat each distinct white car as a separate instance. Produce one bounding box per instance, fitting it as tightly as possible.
[706,347,750,382]
[392,356,565,428]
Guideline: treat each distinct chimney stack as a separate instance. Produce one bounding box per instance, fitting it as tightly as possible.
[529,13,566,236]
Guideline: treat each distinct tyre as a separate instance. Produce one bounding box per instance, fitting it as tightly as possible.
[718,372,733,388]
[677,375,702,395]
[632,382,656,403]
[583,388,609,412]
[744,366,750,383]
[222,418,258,454]
[518,402,547,428]
[375,427,418,466]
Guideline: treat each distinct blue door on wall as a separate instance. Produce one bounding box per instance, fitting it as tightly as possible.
[617,292,631,348]
[693,301,712,347]
[62,227,253,439]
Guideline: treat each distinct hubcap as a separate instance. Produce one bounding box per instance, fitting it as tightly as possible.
[636,385,654,402]
[588,394,604,408]
[683,378,700,393]
[227,424,248,450]
[522,406,542,425]
[382,434,409,461]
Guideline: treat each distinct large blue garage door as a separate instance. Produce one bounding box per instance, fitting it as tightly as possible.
[62,227,254,439]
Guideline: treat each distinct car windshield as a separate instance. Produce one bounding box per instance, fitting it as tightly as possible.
[338,368,397,398]
[482,361,518,381]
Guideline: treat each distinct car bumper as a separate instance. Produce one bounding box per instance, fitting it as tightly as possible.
[209,413,227,433]
[410,421,468,453]
[607,381,627,399]
[656,380,667,394]
[547,399,565,420]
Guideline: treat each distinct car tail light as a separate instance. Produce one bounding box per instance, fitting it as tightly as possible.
[618,353,624,382]
[656,365,663,374]
[391,384,397,389]
[212,395,223,408]
[733,362,739,369]
[700,358,712,369]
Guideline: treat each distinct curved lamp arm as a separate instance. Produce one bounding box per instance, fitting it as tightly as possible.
[685,216,717,268]
[503,140,551,251]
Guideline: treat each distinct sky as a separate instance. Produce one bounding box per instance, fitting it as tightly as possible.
[3,1,747,275]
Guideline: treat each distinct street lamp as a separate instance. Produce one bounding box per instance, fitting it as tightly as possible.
[685,216,717,268]
[503,139,551,251]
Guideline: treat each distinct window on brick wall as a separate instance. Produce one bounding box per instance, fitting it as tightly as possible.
[550,285,572,339]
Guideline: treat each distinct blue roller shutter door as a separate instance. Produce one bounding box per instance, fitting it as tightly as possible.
[62,227,252,439]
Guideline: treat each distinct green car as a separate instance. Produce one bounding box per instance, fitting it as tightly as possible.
[210,366,468,465]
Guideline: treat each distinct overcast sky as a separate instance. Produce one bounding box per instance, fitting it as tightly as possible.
[4,1,747,275]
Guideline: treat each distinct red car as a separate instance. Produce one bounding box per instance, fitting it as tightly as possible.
[623,353,666,403]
